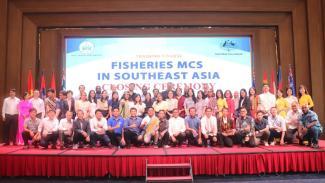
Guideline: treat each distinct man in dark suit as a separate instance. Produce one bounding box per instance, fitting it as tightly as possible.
[217,108,235,147]
[72,110,91,149]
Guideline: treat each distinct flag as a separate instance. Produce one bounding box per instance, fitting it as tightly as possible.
[288,64,296,96]
[61,70,66,91]
[270,70,276,94]
[277,65,283,90]
[252,69,256,87]
[263,70,268,85]
[50,72,56,93]
[40,71,46,99]
[27,69,34,96]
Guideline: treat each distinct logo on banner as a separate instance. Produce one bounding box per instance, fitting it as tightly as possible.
[79,41,95,55]
[220,40,237,51]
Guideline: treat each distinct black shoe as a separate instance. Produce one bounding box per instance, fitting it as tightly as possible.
[51,145,57,149]
[60,146,64,150]
[311,143,319,149]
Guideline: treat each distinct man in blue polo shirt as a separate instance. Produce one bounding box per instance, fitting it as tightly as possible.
[185,107,201,146]
[299,104,323,148]
[107,108,125,148]
[123,107,142,148]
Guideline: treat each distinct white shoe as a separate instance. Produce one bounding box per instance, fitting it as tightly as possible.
[264,142,269,147]
[270,141,275,146]
[164,145,170,148]
[72,144,78,150]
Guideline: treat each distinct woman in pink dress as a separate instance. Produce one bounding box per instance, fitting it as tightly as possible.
[17,92,33,145]
[224,90,235,120]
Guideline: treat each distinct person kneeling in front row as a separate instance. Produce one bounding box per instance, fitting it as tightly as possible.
[156,110,170,148]
[217,108,235,147]
[22,108,41,149]
[168,109,186,147]
[185,107,202,147]
[58,111,74,150]
[72,110,91,149]
[90,110,110,148]
[235,107,256,147]
[201,107,218,147]
[38,110,59,149]
[107,108,126,148]
[254,110,270,146]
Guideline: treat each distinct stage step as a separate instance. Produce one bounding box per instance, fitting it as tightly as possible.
[146,175,193,182]
[147,163,191,169]
[145,159,193,182]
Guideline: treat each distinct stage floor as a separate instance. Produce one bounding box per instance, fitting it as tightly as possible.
[1,141,325,177]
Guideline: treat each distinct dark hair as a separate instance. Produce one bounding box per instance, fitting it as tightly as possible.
[95,109,102,114]
[172,108,179,112]
[249,87,256,97]
[47,88,55,93]
[256,110,264,115]
[222,108,229,111]
[205,107,212,112]
[189,107,196,111]
[59,90,67,96]
[22,92,29,99]
[298,84,309,98]
[147,107,154,111]
[10,88,16,92]
[66,90,73,95]
[100,90,109,102]
[134,94,142,105]
[224,90,233,99]
[111,91,119,102]
[29,108,37,113]
[197,90,204,99]
[112,107,119,111]
[185,88,197,103]
[130,107,137,112]
[216,89,223,99]
[239,107,247,111]
[239,88,248,100]
[88,90,97,103]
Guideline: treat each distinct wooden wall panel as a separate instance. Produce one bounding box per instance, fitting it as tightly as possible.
[13,0,299,13]
[6,3,23,95]
[21,16,38,94]
[0,0,8,141]
[306,0,325,122]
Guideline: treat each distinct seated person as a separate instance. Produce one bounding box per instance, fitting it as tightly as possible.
[90,110,110,148]
[285,102,302,144]
[235,107,256,147]
[254,110,270,146]
[168,109,186,147]
[107,108,126,148]
[201,107,218,147]
[139,107,159,146]
[217,108,235,147]
[185,107,202,146]
[123,108,142,148]
[156,110,170,148]
[22,108,41,149]
[268,107,286,146]
[298,104,323,148]
[38,110,59,149]
[72,110,91,149]
[58,111,74,149]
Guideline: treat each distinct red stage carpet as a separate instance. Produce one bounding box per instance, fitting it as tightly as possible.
[1,141,325,177]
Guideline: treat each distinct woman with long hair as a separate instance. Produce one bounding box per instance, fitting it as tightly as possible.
[166,90,178,118]
[298,85,314,109]
[184,88,196,116]
[119,91,132,118]
[216,89,227,118]
[152,93,168,114]
[276,89,289,118]
[88,90,97,119]
[17,92,33,145]
[176,87,186,118]
[129,94,146,117]
[249,87,258,118]
[97,90,110,119]
[143,93,153,116]
[237,88,251,116]
[285,87,298,107]
[195,90,207,118]
[224,90,235,119]
[108,91,120,116]
[75,91,91,120]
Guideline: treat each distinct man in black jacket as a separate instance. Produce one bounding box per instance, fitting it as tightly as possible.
[72,110,91,149]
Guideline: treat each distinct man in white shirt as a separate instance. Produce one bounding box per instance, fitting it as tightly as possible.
[29,90,45,119]
[89,110,110,147]
[285,101,302,144]
[58,111,74,149]
[268,107,286,145]
[168,109,186,147]
[38,110,59,149]
[201,107,218,147]
[2,89,20,146]
[258,84,276,117]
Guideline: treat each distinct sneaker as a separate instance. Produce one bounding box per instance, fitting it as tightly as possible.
[311,143,319,149]
[72,144,78,150]
[270,141,276,146]
[153,144,158,149]
[163,145,170,148]
[51,145,57,149]
[60,146,64,150]
[264,142,269,147]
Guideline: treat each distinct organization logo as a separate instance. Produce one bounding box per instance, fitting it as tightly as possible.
[79,41,95,55]
[220,40,238,52]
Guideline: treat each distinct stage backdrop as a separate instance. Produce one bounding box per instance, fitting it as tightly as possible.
[65,37,252,94]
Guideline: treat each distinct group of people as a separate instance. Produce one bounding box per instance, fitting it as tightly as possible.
[1,82,323,150]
